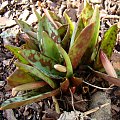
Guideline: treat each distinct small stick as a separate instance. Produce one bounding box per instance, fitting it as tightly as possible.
[84,103,110,116]
[83,81,112,90]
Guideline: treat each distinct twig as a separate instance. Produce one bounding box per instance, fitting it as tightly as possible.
[84,103,110,116]
[83,81,112,90]
[52,96,60,114]
[69,88,76,112]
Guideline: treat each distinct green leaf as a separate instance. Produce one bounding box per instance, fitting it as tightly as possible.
[5,45,29,64]
[57,45,73,78]
[16,19,36,32]
[61,24,70,51]
[7,69,36,87]
[64,12,74,37]
[0,88,60,110]
[58,24,68,40]
[37,15,61,48]
[33,7,42,21]
[89,5,100,52]
[100,24,118,58]
[15,62,57,89]
[20,49,65,79]
[81,5,100,63]
[94,24,118,69]
[70,17,84,48]
[81,2,94,26]
[42,31,62,62]
[68,23,95,69]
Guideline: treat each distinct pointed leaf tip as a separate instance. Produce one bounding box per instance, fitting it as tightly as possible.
[100,50,117,78]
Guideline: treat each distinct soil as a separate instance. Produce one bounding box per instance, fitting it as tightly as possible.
[0,0,120,120]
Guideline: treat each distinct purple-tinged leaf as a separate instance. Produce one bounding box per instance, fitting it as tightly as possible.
[100,50,117,78]
[15,62,57,89]
[68,23,95,69]
[7,69,36,87]
[12,81,47,96]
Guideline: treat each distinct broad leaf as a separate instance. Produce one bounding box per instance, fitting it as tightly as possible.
[7,69,36,87]
[20,49,65,79]
[5,45,29,64]
[94,24,118,69]
[68,23,95,69]
[57,45,73,78]
[81,5,100,63]
[81,2,94,26]
[100,24,118,58]
[37,15,61,46]
[42,31,62,62]
[70,17,84,48]
[15,62,57,89]
[0,88,60,110]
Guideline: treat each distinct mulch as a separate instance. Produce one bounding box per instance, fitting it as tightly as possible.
[0,0,120,120]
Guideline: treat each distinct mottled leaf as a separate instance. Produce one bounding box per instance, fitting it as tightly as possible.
[81,2,94,26]
[68,23,95,69]
[100,24,118,58]
[94,24,118,69]
[7,69,36,87]
[42,31,62,62]
[37,15,61,49]
[5,45,29,64]
[20,49,65,79]
[0,88,60,110]
[57,45,73,78]
[82,5,100,63]
[15,62,57,89]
